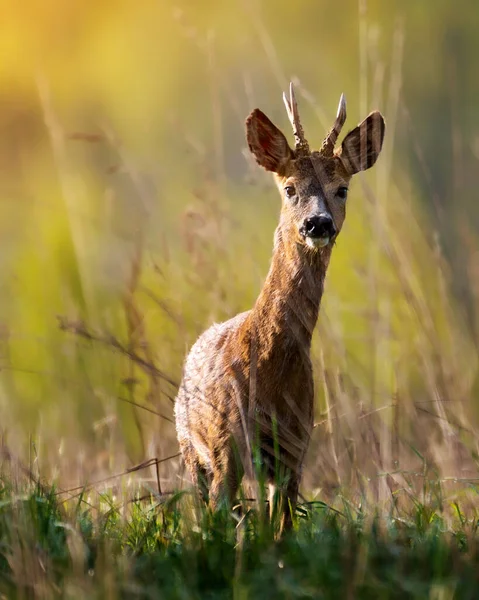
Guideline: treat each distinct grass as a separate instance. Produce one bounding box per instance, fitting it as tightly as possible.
[0,466,478,599]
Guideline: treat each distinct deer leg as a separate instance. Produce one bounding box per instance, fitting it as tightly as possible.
[209,446,241,511]
[195,464,211,504]
[266,460,300,533]
[181,441,211,503]
[281,472,299,531]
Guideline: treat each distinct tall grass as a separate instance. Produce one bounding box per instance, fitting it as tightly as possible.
[0,466,478,598]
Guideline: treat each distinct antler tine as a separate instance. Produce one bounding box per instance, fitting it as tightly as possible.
[282,88,293,125]
[335,93,347,130]
[321,93,347,156]
[283,82,310,155]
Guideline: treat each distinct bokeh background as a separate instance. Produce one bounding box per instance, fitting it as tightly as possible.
[1,0,479,501]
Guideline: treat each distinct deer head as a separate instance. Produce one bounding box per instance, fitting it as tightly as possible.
[246,83,385,251]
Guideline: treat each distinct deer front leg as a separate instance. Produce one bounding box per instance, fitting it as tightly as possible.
[180,440,211,504]
[281,474,299,531]
[208,445,242,511]
[267,465,300,534]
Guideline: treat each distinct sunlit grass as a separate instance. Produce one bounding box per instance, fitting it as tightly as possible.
[0,472,477,598]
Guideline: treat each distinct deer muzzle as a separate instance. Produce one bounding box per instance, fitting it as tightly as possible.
[300,214,336,248]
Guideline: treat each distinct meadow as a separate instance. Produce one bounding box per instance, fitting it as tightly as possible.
[1,0,479,597]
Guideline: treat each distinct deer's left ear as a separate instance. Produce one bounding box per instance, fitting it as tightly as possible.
[336,111,385,174]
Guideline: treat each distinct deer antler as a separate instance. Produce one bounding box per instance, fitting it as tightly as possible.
[283,82,310,156]
[320,94,347,156]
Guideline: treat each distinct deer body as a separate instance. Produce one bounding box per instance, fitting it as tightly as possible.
[175,84,385,523]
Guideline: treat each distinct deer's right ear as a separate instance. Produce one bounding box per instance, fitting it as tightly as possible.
[246,109,294,172]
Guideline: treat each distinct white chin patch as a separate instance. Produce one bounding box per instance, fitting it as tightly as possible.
[305,236,330,249]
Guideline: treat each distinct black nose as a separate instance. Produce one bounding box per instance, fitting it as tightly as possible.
[302,215,336,239]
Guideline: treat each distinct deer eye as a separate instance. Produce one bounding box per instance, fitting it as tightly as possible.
[284,185,296,199]
[336,186,348,200]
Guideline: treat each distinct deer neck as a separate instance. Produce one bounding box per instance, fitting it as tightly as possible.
[251,223,330,355]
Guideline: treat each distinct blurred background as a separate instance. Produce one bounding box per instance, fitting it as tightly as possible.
[1,0,479,501]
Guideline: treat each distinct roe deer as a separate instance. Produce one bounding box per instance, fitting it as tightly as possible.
[175,83,385,526]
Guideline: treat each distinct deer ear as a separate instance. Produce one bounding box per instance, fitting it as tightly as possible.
[246,109,294,172]
[337,111,385,175]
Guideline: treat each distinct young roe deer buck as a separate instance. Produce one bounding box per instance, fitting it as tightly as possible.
[175,83,385,525]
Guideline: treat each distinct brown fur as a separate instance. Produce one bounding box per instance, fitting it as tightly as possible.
[175,89,385,528]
